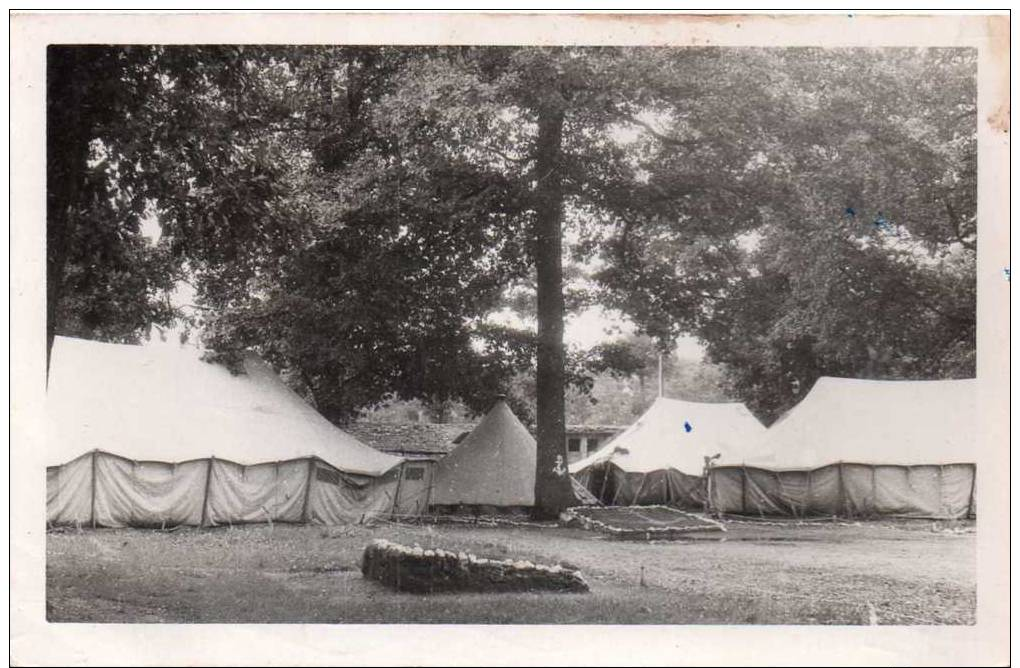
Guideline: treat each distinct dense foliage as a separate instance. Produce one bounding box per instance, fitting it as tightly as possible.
[583,49,976,422]
[47,46,977,510]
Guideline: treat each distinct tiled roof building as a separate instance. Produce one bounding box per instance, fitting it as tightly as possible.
[345,422,475,459]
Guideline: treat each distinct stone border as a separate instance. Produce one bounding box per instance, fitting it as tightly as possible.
[361,539,590,594]
[561,505,726,539]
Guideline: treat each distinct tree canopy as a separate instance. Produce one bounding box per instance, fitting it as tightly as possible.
[583,48,976,422]
[48,45,977,480]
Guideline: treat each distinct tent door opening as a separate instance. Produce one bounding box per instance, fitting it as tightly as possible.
[392,462,434,516]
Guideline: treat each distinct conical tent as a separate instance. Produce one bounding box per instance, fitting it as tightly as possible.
[708,377,977,518]
[46,336,406,528]
[569,397,767,507]
[430,398,537,509]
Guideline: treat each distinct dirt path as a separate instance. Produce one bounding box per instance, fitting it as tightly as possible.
[46,520,975,624]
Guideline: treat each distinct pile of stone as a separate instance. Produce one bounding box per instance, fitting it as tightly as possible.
[361,539,589,594]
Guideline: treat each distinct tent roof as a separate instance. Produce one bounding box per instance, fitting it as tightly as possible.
[569,396,767,475]
[743,377,976,469]
[46,336,402,476]
[430,398,536,506]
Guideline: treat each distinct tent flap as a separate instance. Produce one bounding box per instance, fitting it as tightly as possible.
[307,465,400,524]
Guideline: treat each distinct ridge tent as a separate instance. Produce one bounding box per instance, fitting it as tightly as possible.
[46,336,407,528]
[570,397,768,507]
[429,397,538,512]
[708,377,977,519]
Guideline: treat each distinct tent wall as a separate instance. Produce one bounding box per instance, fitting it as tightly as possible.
[46,451,407,528]
[94,455,208,527]
[708,463,976,519]
[390,460,435,516]
[305,464,400,525]
[45,452,94,526]
[582,462,706,508]
[205,458,308,526]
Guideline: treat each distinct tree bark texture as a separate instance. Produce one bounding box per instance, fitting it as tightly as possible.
[531,96,577,518]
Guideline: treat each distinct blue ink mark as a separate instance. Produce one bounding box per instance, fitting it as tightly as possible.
[844,207,856,218]
[684,421,693,433]
[872,212,898,235]
[1004,267,1011,282]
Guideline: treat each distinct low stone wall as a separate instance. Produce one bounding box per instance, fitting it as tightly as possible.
[361,539,589,594]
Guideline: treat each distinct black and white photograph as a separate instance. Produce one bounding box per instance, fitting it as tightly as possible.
[10,10,1011,667]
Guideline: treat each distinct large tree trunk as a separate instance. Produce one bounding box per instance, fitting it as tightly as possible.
[532,96,577,519]
[46,47,90,376]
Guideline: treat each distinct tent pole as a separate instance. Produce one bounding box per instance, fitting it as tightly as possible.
[611,466,624,506]
[837,463,846,518]
[392,462,405,517]
[90,450,98,529]
[966,464,976,519]
[870,466,878,518]
[130,459,138,528]
[200,456,215,528]
[774,470,786,518]
[805,469,813,518]
[598,464,611,505]
[301,458,316,523]
[424,460,436,514]
[937,465,946,517]
[703,467,711,514]
[740,466,748,515]
[632,472,649,506]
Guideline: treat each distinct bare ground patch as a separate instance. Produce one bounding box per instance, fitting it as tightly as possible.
[46,519,975,625]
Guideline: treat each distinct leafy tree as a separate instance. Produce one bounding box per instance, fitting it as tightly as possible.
[46,47,180,357]
[564,334,731,425]
[587,48,976,423]
[196,48,540,424]
[48,46,976,515]
[46,45,307,354]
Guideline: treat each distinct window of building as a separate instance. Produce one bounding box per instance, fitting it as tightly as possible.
[404,466,425,481]
[567,438,581,452]
[587,437,601,452]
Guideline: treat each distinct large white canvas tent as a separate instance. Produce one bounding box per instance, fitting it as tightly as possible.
[708,377,977,519]
[570,397,768,507]
[46,336,406,528]
[429,397,536,511]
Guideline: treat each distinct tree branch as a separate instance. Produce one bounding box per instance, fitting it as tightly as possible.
[627,115,701,148]
[468,141,533,166]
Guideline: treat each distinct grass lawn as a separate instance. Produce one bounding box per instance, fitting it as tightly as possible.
[46,517,975,625]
